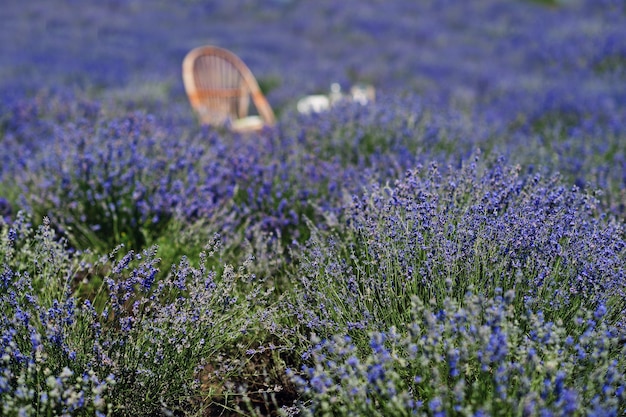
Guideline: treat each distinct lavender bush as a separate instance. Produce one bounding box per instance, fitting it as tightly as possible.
[284,156,625,334]
[0,214,113,415]
[278,156,626,415]
[289,290,625,416]
[0,213,273,416]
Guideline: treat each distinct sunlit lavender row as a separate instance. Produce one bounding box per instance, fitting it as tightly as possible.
[1,0,625,415]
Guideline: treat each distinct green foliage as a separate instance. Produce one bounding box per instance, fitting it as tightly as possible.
[257,75,282,96]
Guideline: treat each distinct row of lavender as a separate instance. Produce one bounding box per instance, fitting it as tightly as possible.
[2,91,626,248]
[1,0,626,415]
[2,98,626,415]
[2,135,625,414]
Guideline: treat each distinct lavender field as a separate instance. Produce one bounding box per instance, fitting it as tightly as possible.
[1,1,626,416]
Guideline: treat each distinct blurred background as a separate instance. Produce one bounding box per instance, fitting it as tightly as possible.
[1,0,624,120]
